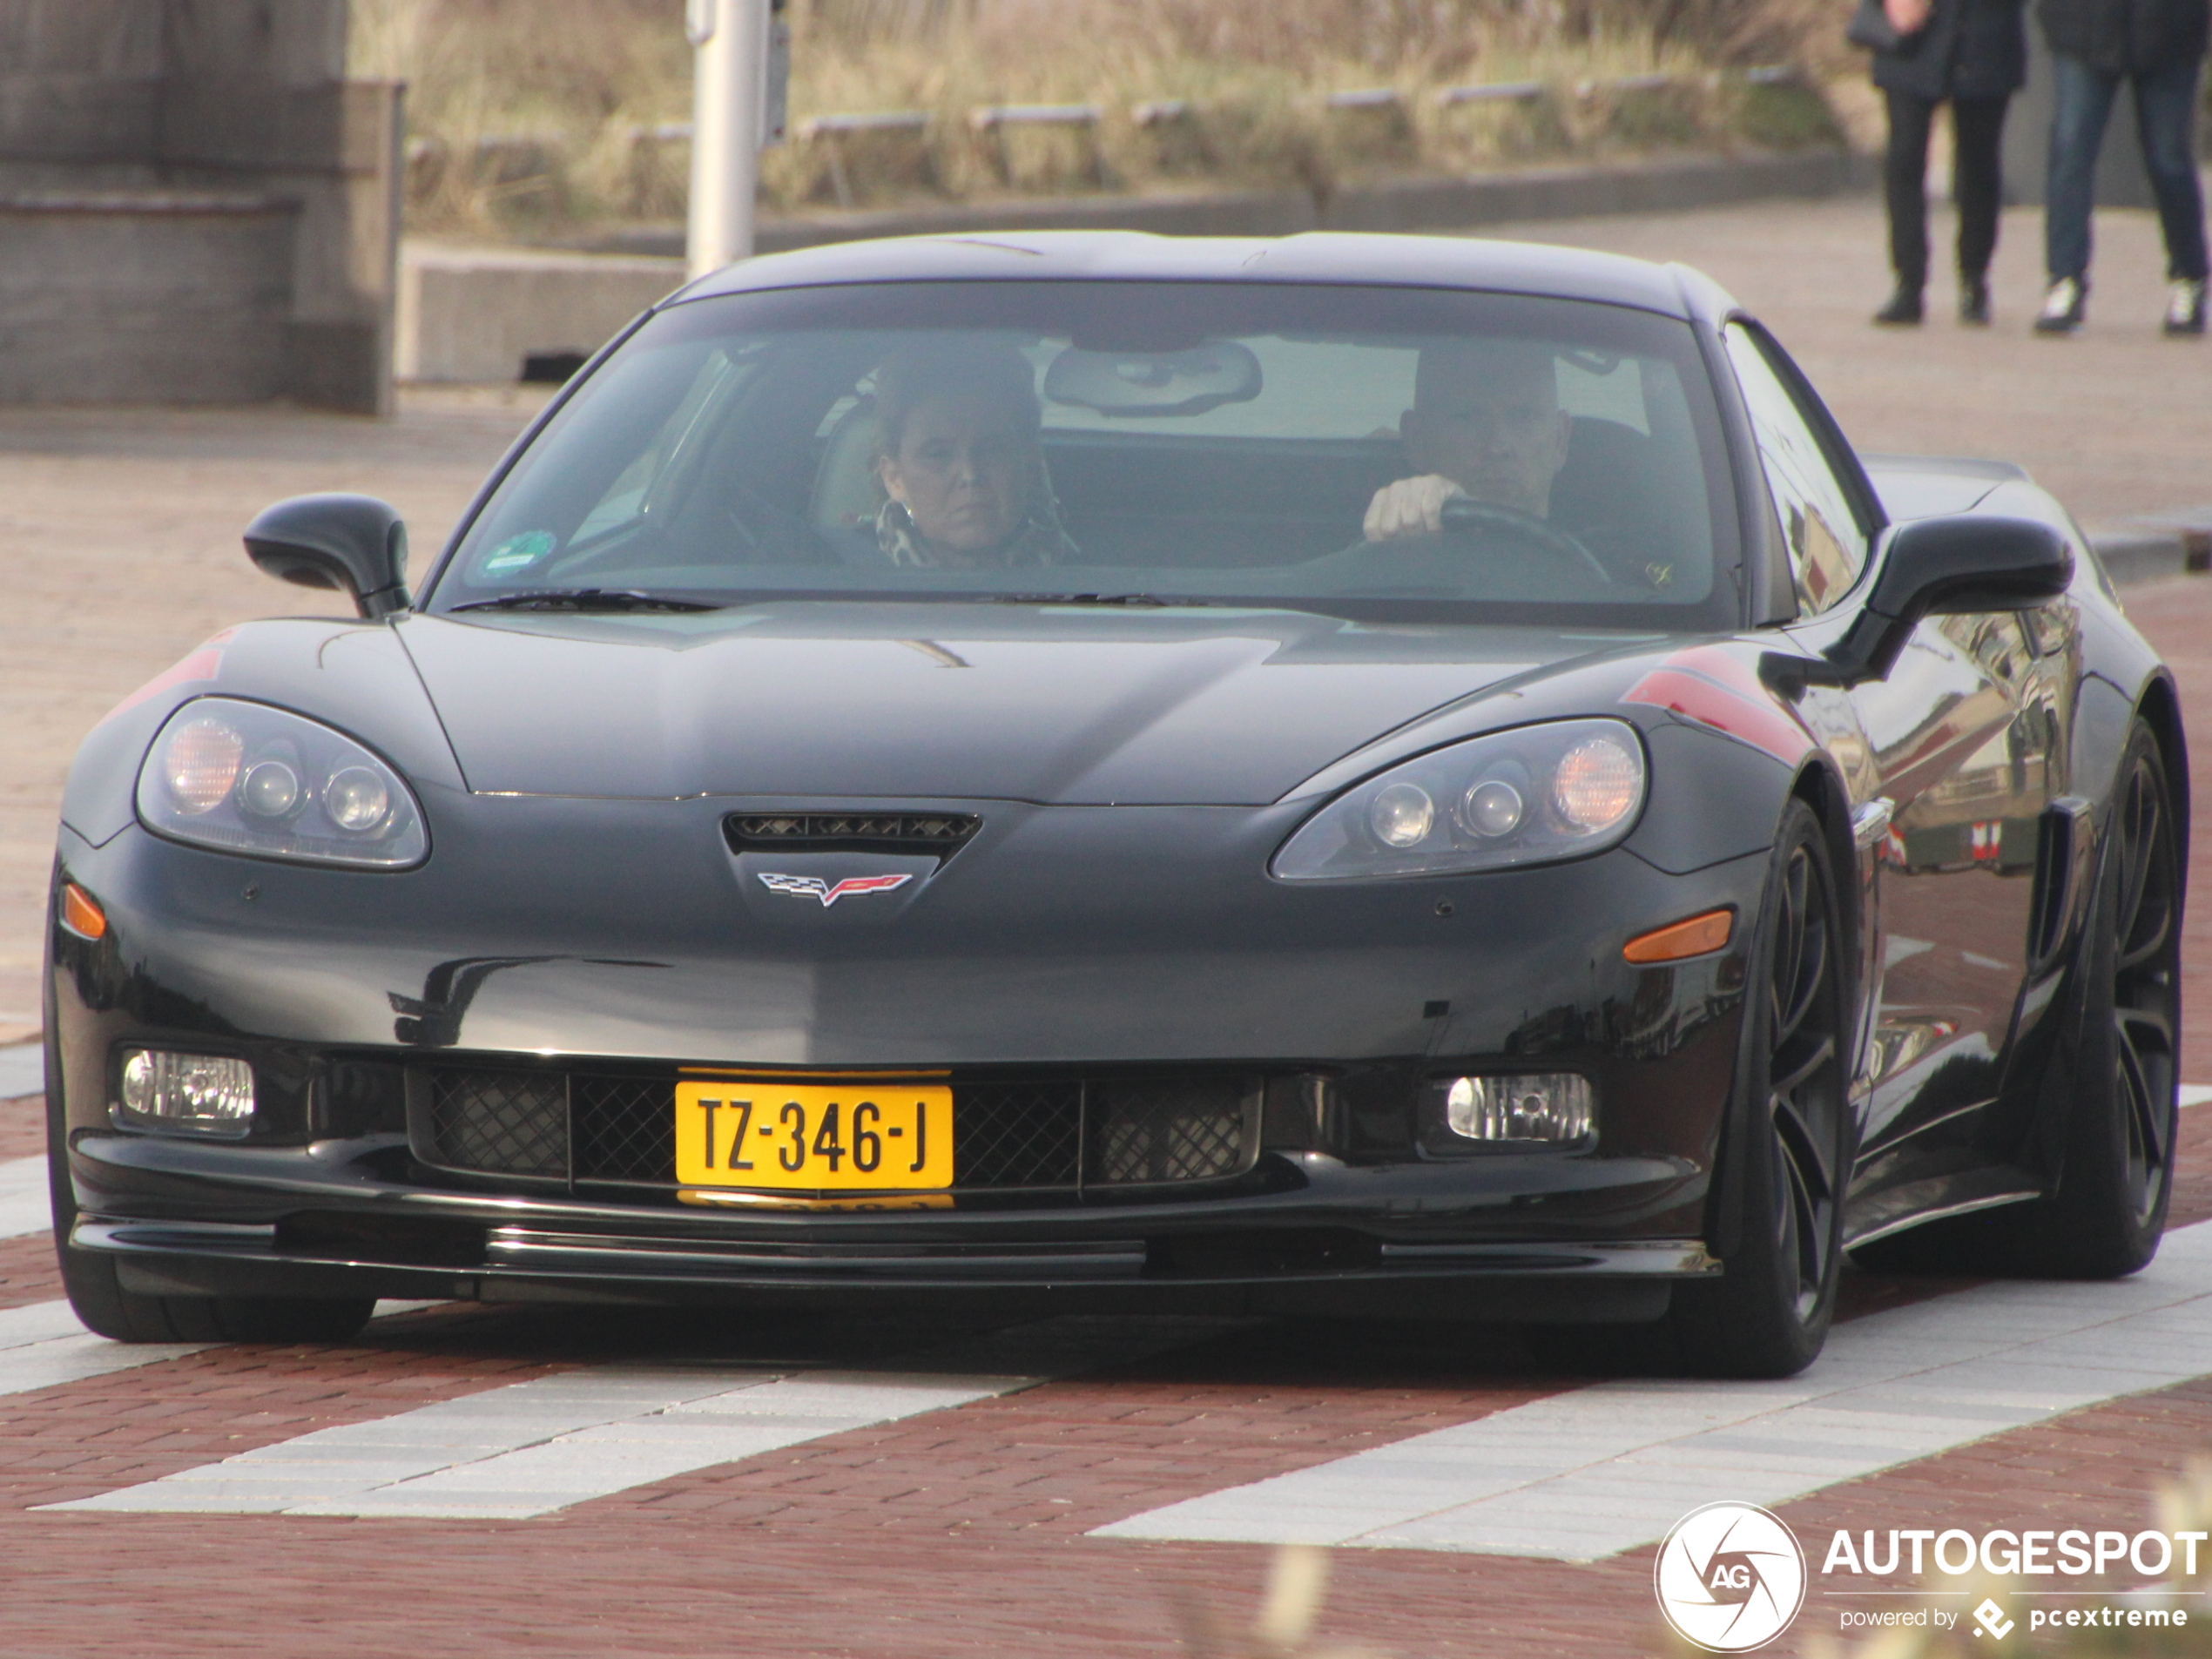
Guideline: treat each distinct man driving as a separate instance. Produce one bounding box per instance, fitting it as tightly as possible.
[1363,339,1571,543]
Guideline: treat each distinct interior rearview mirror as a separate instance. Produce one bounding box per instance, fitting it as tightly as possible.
[1044,340,1262,417]
[244,494,411,619]
[1817,515,2073,685]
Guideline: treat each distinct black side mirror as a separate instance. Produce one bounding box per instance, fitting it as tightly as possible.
[244,494,411,619]
[1817,515,2073,685]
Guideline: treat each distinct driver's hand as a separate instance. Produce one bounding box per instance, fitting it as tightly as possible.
[1364,475,1466,543]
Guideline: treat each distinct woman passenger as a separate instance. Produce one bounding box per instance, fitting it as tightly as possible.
[871,341,1077,569]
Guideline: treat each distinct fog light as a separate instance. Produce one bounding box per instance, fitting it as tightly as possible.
[1440,1074,1594,1143]
[117,1049,254,1135]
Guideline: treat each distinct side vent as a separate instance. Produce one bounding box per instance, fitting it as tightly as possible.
[2028,796,2094,972]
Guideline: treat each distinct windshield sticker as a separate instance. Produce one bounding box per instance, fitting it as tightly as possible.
[480,530,556,577]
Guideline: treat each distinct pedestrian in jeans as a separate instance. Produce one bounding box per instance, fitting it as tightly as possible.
[2034,0,2209,334]
[1869,0,2028,327]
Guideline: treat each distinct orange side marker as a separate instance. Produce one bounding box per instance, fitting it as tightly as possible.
[1623,907,1733,964]
[60,882,107,941]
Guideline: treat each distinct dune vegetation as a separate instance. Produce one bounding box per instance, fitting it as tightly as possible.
[350,0,1857,239]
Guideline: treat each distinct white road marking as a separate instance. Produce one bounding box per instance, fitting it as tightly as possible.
[36,1317,1223,1520]
[0,1298,438,1401]
[0,1298,209,1395]
[16,1079,2212,1526]
[0,1042,42,1101]
[0,1155,47,1239]
[46,1366,1022,1519]
[1094,1218,2212,1562]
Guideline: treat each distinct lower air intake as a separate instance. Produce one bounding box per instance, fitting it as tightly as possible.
[1089,1077,1258,1185]
[420,1069,567,1179]
[411,1069,1262,1193]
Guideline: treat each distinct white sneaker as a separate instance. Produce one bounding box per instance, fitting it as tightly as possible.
[2034,277,2086,334]
[2165,278,2207,336]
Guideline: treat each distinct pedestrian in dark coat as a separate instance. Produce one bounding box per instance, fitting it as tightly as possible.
[1865,0,2031,327]
[2032,0,2211,334]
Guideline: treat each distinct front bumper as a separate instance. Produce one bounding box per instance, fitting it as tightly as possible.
[51,795,1768,1318]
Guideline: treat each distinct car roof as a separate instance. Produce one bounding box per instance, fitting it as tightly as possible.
[673,230,1712,320]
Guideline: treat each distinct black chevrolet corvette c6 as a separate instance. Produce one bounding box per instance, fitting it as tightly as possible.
[43,232,2187,1378]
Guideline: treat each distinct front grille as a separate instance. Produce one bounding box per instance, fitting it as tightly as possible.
[954,1082,1083,1186]
[413,1067,1261,1195]
[574,1076,677,1181]
[725,813,979,856]
[423,1069,567,1178]
[1090,1077,1257,1184]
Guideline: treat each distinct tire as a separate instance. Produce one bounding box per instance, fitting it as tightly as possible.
[1666,799,1852,1378]
[44,983,376,1345]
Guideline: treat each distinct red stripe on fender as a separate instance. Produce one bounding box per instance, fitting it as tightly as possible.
[99,631,235,725]
[1622,665,1813,765]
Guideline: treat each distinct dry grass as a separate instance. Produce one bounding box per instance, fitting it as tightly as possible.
[352,0,1853,240]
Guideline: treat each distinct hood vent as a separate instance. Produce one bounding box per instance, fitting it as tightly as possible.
[723,812,980,857]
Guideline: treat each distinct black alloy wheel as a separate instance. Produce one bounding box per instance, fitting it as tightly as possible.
[1669,799,1851,1377]
[2104,731,2183,1239]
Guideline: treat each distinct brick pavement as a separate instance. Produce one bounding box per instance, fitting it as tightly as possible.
[0,1103,2203,1656]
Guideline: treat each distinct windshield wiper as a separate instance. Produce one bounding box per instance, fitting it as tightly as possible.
[450,588,725,614]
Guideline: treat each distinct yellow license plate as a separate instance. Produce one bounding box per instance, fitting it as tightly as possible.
[675,1079,954,1191]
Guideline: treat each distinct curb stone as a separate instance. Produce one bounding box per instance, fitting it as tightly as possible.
[563,147,1878,259]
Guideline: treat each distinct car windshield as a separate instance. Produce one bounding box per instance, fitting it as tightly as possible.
[429,280,1740,627]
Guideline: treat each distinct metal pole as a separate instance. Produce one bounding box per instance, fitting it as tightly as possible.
[687,0,767,280]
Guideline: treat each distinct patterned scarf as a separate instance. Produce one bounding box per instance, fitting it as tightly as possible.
[873,493,1078,569]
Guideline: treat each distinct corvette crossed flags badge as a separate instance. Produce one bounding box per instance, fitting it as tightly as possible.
[755,872,914,907]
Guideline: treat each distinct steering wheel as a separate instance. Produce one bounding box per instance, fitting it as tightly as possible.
[1440,496,1612,587]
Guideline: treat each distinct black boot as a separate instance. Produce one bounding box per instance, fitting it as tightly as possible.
[1873,283,1925,327]
[1959,274,1991,326]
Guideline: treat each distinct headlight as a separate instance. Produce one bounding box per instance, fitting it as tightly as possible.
[1272,718,1647,880]
[137,698,428,868]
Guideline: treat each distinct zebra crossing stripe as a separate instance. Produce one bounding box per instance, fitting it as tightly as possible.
[1093,1218,2212,1561]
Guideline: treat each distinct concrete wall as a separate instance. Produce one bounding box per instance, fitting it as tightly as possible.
[0,0,401,414]
[397,243,684,383]
[0,196,295,403]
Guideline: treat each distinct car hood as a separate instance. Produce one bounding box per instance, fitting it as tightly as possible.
[396,604,1593,805]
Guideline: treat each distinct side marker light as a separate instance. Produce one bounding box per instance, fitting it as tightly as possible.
[61,883,107,941]
[1623,907,1734,964]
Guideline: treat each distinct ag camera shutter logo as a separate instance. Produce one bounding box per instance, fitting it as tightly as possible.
[1654,1502,1809,1651]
